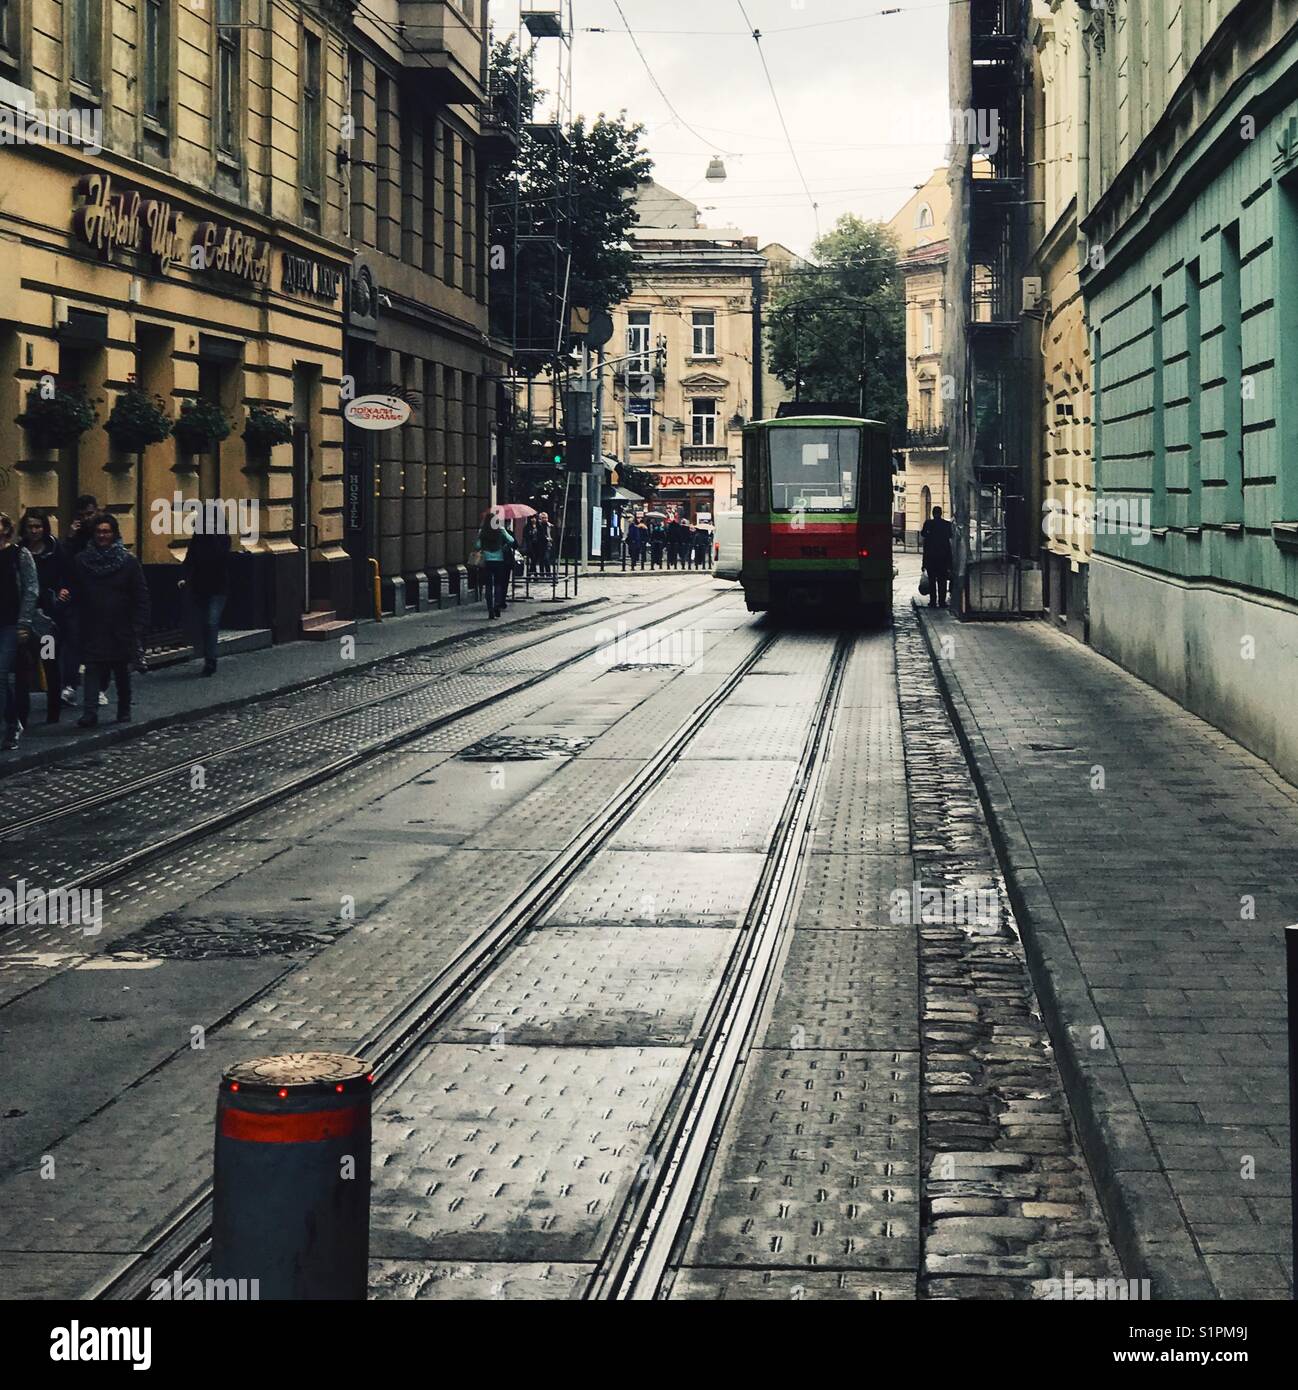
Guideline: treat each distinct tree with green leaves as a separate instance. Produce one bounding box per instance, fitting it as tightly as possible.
[488,38,651,354]
[765,215,906,439]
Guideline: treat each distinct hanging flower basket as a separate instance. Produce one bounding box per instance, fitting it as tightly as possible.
[241,407,295,468]
[172,397,232,455]
[15,385,97,450]
[104,387,173,465]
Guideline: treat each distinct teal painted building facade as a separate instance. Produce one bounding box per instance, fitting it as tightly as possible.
[1080,0,1298,782]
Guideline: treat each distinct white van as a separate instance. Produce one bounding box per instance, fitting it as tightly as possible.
[712,509,743,580]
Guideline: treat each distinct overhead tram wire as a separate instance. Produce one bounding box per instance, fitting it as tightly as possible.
[733,0,820,240]
[582,0,973,39]
[610,0,738,158]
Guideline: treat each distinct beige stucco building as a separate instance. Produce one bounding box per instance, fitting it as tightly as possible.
[888,168,951,546]
[602,183,765,521]
[1029,0,1093,640]
[0,0,354,642]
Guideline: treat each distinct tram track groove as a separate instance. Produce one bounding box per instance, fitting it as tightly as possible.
[587,632,853,1300]
[88,613,780,1302]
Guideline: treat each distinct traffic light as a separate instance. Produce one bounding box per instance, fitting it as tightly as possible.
[551,438,565,468]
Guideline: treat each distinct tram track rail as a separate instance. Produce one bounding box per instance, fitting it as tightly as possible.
[90,615,785,1301]
[1,587,733,943]
[588,632,851,1299]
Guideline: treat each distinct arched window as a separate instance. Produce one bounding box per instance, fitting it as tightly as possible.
[916,203,934,230]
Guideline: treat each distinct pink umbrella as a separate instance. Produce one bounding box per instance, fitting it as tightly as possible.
[482,503,537,521]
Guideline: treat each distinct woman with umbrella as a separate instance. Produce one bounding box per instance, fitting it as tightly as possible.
[643,510,667,570]
[477,505,523,619]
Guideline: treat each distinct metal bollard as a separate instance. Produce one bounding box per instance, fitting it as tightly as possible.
[211,1052,372,1300]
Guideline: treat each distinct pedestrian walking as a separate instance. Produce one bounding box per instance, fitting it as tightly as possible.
[0,511,38,751]
[179,524,231,677]
[73,513,151,728]
[649,520,666,569]
[627,518,647,571]
[920,505,954,609]
[59,493,100,707]
[666,515,686,569]
[478,508,517,619]
[16,509,70,726]
[532,511,555,579]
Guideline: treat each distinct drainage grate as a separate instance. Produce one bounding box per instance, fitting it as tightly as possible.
[110,913,350,960]
[458,734,592,761]
[607,662,680,672]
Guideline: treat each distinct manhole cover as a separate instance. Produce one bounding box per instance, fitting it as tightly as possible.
[110,913,349,961]
[458,734,591,761]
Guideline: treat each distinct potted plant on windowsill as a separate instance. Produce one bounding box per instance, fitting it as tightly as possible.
[172,397,232,470]
[241,406,295,470]
[14,384,97,458]
[103,387,173,470]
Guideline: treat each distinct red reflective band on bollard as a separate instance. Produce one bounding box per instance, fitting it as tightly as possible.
[219,1104,366,1144]
[212,1052,371,1300]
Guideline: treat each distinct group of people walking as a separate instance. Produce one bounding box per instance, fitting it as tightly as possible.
[1,494,233,752]
[625,516,712,572]
[1,496,150,749]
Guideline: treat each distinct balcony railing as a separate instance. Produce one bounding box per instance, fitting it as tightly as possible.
[906,425,948,448]
[682,446,727,463]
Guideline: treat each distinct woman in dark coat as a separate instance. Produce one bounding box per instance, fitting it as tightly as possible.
[16,509,71,724]
[74,513,151,727]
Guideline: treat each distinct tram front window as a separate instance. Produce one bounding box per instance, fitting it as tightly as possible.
[768,429,859,512]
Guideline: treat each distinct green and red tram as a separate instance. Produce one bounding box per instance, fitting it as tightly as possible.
[739,415,894,624]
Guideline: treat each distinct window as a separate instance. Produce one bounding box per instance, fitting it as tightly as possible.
[691,311,716,357]
[627,311,651,370]
[1,0,21,67]
[626,412,652,449]
[922,310,934,353]
[916,203,934,230]
[69,0,100,92]
[767,428,859,512]
[691,398,716,446]
[302,30,323,202]
[216,0,241,157]
[141,0,170,124]
[442,125,458,286]
[919,386,934,431]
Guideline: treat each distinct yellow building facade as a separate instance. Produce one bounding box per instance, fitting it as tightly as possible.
[888,168,952,547]
[1029,0,1093,639]
[0,0,352,641]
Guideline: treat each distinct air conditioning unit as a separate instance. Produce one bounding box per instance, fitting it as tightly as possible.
[1022,277,1043,313]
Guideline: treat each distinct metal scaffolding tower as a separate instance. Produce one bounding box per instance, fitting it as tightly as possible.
[490,2,576,368]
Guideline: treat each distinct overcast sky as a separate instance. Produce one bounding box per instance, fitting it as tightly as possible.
[496,0,950,257]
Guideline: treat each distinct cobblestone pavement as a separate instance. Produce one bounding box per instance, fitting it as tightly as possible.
[916,592,1297,1300]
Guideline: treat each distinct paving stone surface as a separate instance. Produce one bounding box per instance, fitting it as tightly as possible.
[915,597,1297,1299]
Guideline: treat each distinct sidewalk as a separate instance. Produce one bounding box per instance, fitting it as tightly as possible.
[916,603,1296,1299]
[2,575,637,775]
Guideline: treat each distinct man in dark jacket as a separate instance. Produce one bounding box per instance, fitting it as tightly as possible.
[665,516,686,569]
[57,493,100,706]
[920,505,954,608]
[179,526,231,676]
[627,518,647,570]
[74,513,151,727]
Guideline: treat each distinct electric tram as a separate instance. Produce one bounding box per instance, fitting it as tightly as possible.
[739,414,894,623]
